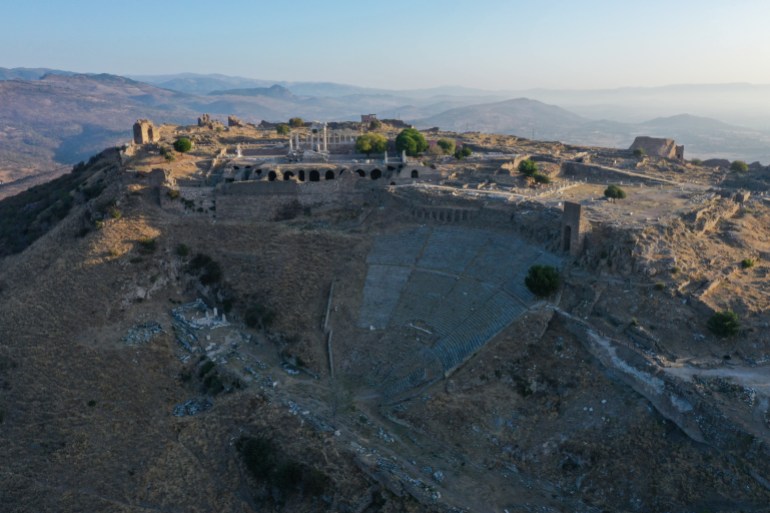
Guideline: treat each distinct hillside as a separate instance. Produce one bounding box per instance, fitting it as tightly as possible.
[2,124,770,511]
[415,97,587,138]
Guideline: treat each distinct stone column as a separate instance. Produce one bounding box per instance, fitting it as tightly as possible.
[323,123,328,152]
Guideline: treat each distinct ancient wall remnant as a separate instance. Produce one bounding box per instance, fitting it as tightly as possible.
[132,119,160,145]
[197,114,223,129]
[227,115,245,127]
[629,136,684,161]
[562,201,588,256]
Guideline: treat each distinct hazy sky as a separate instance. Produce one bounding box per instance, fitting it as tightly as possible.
[3,0,770,90]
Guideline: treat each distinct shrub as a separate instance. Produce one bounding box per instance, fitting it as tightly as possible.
[276,124,290,136]
[436,138,456,155]
[173,137,193,153]
[730,160,749,173]
[454,146,472,159]
[741,258,755,269]
[288,117,304,128]
[236,436,328,497]
[175,243,190,257]
[137,237,157,254]
[654,282,665,291]
[187,253,222,285]
[167,189,180,200]
[604,184,627,200]
[690,158,703,166]
[707,310,740,337]
[524,265,561,297]
[245,303,275,329]
[632,148,646,158]
[533,172,551,184]
[238,436,279,480]
[518,159,538,176]
[108,206,122,219]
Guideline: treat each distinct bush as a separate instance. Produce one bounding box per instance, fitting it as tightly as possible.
[454,146,472,159]
[533,172,551,184]
[174,137,193,153]
[741,258,755,269]
[604,184,627,200]
[237,436,328,497]
[137,237,157,254]
[690,158,703,166]
[175,243,190,257]
[633,148,646,158]
[436,138,456,155]
[730,160,749,173]
[187,253,222,285]
[707,310,740,337]
[395,128,428,157]
[245,303,275,329]
[525,265,561,297]
[276,124,290,136]
[288,117,304,128]
[518,159,538,176]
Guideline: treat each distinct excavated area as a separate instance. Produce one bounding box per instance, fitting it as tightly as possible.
[2,141,770,513]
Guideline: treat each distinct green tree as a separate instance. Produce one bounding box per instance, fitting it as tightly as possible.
[289,117,304,128]
[368,119,382,130]
[604,184,627,201]
[276,124,290,136]
[518,159,538,176]
[355,133,388,156]
[173,137,193,153]
[525,265,561,297]
[730,160,749,172]
[454,146,472,159]
[395,128,428,157]
[707,310,740,337]
[632,148,646,158]
[436,138,456,155]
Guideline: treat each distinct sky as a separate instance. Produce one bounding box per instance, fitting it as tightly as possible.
[2,0,770,91]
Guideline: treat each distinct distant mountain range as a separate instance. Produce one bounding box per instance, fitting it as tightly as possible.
[2,67,770,197]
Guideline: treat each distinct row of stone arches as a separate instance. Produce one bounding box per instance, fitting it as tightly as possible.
[262,168,391,182]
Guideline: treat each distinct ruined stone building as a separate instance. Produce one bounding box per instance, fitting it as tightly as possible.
[132,119,160,145]
[630,136,684,161]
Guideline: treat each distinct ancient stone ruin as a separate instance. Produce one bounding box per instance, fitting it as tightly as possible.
[197,113,223,129]
[561,201,588,256]
[132,119,160,145]
[629,136,684,160]
[228,115,245,127]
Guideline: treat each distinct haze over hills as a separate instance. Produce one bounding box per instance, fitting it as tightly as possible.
[3,67,770,198]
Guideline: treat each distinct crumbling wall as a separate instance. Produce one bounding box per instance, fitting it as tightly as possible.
[630,136,684,160]
[132,119,160,145]
[561,162,665,185]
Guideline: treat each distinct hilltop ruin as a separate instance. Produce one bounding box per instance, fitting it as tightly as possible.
[2,116,770,513]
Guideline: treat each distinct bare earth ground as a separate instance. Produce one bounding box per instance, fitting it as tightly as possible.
[2,125,770,512]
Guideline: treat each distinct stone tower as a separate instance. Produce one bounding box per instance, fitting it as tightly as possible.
[133,119,160,145]
[562,202,588,256]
